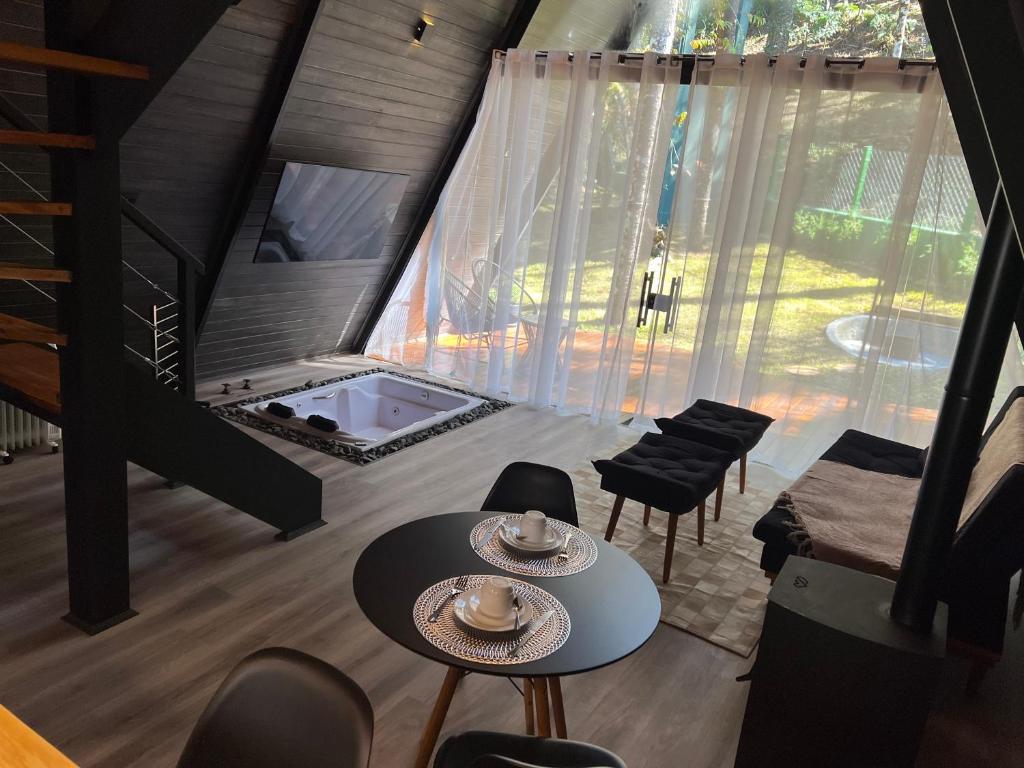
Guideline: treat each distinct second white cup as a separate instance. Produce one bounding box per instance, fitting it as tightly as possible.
[520,510,548,543]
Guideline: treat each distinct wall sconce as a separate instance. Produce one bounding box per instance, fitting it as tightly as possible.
[413,17,434,45]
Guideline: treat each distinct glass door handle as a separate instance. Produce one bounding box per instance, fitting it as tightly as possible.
[636,270,654,327]
[664,276,681,333]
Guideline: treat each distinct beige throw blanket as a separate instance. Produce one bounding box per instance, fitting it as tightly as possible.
[780,398,1024,581]
[778,460,920,581]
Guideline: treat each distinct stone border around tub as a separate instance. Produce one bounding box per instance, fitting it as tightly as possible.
[211,368,515,465]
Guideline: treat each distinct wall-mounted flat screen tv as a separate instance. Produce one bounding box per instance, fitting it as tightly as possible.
[254,162,409,263]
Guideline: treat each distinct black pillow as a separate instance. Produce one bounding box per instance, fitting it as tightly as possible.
[307,414,339,433]
[266,401,294,419]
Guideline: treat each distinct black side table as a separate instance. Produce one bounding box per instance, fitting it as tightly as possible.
[354,511,660,767]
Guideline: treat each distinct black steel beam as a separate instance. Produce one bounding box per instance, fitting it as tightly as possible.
[194,0,325,338]
[46,1,136,633]
[891,188,1023,632]
[891,0,1024,632]
[926,0,1024,249]
[78,0,235,139]
[177,260,197,401]
[919,0,1024,346]
[125,363,324,538]
[352,0,543,352]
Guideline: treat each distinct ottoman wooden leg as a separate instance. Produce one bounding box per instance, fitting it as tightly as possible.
[714,477,724,522]
[663,513,679,583]
[739,453,747,493]
[605,494,625,542]
[643,504,651,526]
[697,500,705,546]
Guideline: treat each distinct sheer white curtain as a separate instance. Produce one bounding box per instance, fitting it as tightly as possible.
[368,50,683,411]
[367,51,1024,476]
[637,55,1024,474]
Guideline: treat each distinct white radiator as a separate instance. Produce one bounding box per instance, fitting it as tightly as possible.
[0,400,60,455]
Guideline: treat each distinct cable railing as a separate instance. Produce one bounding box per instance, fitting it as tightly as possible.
[0,161,194,394]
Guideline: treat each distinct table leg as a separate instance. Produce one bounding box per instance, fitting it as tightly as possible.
[524,678,535,736]
[415,666,461,768]
[534,677,552,737]
[549,677,567,739]
[604,495,625,542]
[740,453,747,493]
[663,513,679,584]
[714,476,724,522]
[643,504,651,526]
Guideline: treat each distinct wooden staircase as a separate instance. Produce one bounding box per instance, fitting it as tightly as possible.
[0,42,149,80]
[0,129,95,150]
[0,313,66,346]
[0,43,146,390]
[0,342,60,415]
[0,7,323,636]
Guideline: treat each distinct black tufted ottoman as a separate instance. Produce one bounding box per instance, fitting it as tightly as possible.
[655,399,773,494]
[593,432,733,583]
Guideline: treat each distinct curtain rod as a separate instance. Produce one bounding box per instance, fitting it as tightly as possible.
[493,50,937,70]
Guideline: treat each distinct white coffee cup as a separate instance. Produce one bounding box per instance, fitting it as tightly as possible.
[474,576,514,620]
[520,510,548,543]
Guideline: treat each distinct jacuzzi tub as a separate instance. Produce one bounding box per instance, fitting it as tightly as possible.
[241,372,484,451]
[825,314,959,371]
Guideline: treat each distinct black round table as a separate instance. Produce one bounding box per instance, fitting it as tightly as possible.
[354,511,660,767]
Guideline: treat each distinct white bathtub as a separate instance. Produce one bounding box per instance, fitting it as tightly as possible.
[241,372,484,451]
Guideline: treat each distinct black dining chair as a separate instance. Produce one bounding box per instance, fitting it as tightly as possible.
[434,731,626,768]
[177,648,374,768]
[481,462,579,527]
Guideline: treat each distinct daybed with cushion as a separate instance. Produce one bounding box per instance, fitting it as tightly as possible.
[752,386,1024,666]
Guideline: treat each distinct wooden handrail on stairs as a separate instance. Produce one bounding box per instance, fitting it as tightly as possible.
[0,42,149,80]
[0,202,72,216]
[0,129,95,150]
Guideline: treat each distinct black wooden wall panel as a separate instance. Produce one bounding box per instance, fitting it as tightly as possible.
[0,0,518,382]
[118,1,299,358]
[196,0,518,380]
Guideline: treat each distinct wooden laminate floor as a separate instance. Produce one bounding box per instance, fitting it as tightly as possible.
[1,355,1021,767]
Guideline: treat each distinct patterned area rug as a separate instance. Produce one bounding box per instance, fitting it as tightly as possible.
[571,437,789,657]
[213,369,514,465]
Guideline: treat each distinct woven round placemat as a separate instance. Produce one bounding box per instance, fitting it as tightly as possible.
[469,516,598,577]
[413,575,570,665]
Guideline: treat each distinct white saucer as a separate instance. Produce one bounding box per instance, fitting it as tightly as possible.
[453,588,535,634]
[497,521,565,558]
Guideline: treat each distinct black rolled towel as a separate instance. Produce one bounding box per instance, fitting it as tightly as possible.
[306,414,339,433]
[266,401,295,419]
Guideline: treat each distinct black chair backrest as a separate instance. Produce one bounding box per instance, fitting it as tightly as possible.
[177,648,373,768]
[435,731,625,768]
[481,462,579,527]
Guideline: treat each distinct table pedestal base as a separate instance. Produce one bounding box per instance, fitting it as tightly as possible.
[415,667,568,768]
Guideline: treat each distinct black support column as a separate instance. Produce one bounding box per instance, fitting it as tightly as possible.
[46,7,135,632]
[890,187,1023,631]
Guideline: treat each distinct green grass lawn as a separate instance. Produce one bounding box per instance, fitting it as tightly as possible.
[514,234,969,410]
